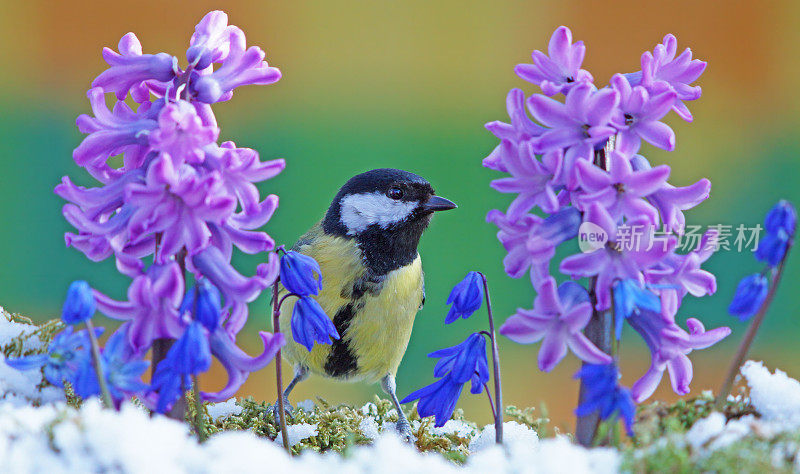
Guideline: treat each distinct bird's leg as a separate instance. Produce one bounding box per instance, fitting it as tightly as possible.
[381,374,414,442]
[273,365,309,419]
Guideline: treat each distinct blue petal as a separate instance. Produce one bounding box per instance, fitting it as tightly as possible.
[62,281,96,325]
[5,354,48,371]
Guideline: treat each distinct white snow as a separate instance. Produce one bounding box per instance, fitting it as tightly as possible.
[741,360,800,425]
[296,399,316,412]
[274,423,318,447]
[469,421,539,453]
[431,420,477,438]
[0,307,44,353]
[206,398,242,420]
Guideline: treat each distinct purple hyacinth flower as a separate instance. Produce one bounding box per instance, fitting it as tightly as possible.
[500,277,611,371]
[728,274,769,321]
[203,327,284,402]
[628,310,729,402]
[429,332,490,392]
[190,29,281,104]
[628,34,706,122]
[73,88,161,178]
[487,206,581,287]
[610,74,676,155]
[489,140,562,218]
[445,272,484,323]
[205,142,286,215]
[575,150,670,224]
[180,279,223,332]
[630,155,711,234]
[560,203,677,310]
[527,83,619,189]
[187,11,240,70]
[483,88,547,171]
[574,364,636,436]
[515,26,593,97]
[94,262,185,351]
[5,326,97,388]
[290,297,339,352]
[92,33,176,101]
[126,156,236,259]
[62,280,97,325]
[149,100,219,165]
[192,246,279,304]
[401,375,464,427]
[765,200,797,234]
[646,230,718,318]
[280,251,323,297]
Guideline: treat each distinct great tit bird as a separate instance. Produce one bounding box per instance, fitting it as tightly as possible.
[275,168,456,438]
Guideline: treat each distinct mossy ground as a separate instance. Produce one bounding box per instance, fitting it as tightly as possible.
[4,315,799,472]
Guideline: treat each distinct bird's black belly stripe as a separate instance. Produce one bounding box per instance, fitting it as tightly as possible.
[324,303,359,377]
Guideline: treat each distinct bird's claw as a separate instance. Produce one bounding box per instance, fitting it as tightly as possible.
[395,418,415,443]
[271,396,294,421]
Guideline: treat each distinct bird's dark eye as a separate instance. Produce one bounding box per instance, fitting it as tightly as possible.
[387,186,404,200]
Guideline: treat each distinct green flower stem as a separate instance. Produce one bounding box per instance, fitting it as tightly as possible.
[84,319,114,409]
[477,272,503,444]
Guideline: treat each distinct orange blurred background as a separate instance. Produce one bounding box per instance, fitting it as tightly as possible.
[1,0,799,430]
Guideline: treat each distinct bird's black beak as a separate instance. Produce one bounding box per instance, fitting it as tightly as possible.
[423,195,457,212]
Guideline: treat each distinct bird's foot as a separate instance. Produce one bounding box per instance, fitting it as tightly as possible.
[271,396,294,421]
[395,418,415,443]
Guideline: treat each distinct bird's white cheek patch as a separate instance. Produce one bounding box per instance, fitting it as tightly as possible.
[340,192,418,234]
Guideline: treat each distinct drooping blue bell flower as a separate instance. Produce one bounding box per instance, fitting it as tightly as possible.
[445,272,484,324]
[181,279,223,331]
[574,364,636,436]
[62,281,97,325]
[290,297,339,352]
[613,279,662,339]
[280,250,323,296]
[728,273,769,321]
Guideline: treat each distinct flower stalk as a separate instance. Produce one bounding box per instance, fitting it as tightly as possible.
[84,319,114,409]
[272,281,291,453]
[715,240,793,410]
[477,272,503,444]
[192,375,206,441]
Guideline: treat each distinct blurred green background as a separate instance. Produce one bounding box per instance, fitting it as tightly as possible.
[1,0,799,429]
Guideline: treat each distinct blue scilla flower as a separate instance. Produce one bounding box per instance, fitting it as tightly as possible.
[574,364,636,436]
[280,250,322,296]
[729,273,768,321]
[613,280,661,339]
[5,326,98,387]
[755,230,791,268]
[445,272,484,324]
[765,200,797,235]
[72,325,149,402]
[291,296,339,352]
[151,321,212,413]
[401,333,490,427]
[180,279,222,331]
[62,280,96,325]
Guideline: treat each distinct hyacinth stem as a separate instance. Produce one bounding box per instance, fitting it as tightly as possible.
[576,144,614,447]
[192,375,206,441]
[272,281,291,453]
[715,240,793,410]
[84,319,115,409]
[477,272,503,444]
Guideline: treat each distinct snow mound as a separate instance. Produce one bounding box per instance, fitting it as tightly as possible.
[0,307,44,352]
[274,423,318,447]
[431,420,477,438]
[206,398,242,420]
[742,360,800,425]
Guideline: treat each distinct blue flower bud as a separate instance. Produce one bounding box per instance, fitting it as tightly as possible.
[280,251,323,296]
[291,297,339,352]
[539,206,582,244]
[445,272,484,324]
[754,230,790,267]
[613,280,661,339]
[574,364,635,436]
[62,281,96,325]
[729,274,768,321]
[764,200,797,235]
[181,279,222,331]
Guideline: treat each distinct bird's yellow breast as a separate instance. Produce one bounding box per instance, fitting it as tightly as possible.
[277,224,424,383]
